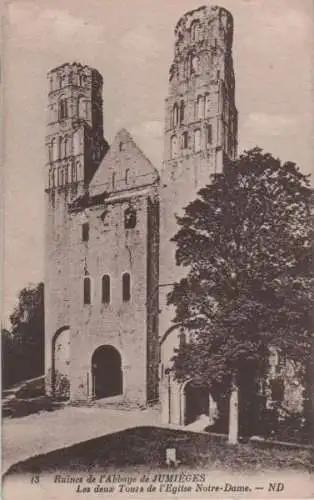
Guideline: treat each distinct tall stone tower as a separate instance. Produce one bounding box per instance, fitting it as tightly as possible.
[44,63,108,395]
[159,5,238,423]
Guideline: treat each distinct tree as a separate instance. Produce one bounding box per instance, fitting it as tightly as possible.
[168,148,313,437]
[2,282,44,388]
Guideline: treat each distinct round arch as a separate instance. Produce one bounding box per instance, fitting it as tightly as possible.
[91,345,123,399]
[51,326,70,400]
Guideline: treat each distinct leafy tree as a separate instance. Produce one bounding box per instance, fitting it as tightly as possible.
[168,148,313,436]
[2,282,44,388]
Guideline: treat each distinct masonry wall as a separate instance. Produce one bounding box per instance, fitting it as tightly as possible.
[67,192,152,404]
[159,5,238,344]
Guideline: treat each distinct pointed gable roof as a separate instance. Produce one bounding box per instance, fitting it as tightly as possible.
[89,128,159,197]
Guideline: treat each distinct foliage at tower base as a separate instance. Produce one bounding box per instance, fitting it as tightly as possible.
[2,282,44,389]
[168,148,312,440]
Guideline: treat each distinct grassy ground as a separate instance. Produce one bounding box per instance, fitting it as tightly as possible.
[5,426,312,477]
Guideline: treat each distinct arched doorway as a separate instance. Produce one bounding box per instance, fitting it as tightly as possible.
[184,381,209,425]
[52,327,70,400]
[91,345,123,399]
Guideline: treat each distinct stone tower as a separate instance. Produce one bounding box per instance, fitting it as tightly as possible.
[159,5,238,423]
[44,63,159,405]
[44,63,108,396]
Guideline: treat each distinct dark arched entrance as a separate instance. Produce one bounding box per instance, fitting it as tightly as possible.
[184,381,209,425]
[91,345,123,399]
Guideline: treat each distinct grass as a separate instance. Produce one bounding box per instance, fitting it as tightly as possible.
[5,426,312,477]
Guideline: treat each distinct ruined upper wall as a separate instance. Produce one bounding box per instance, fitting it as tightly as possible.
[169,5,234,85]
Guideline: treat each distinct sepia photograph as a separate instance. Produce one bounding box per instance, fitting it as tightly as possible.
[1,0,313,498]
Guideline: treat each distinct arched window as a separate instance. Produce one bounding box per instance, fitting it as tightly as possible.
[73,130,80,156]
[122,273,131,302]
[182,131,188,150]
[190,21,200,42]
[102,275,110,304]
[125,168,129,184]
[206,124,213,147]
[194,129,201,152]
[64,164,69,185]
[179,331,187,346]
[196,95,204,119]
[76,161,81,181]
[170,135,178,159]
[59,137,64,159]
[179,100,185,124]
[191,55,199,74]
[60,167,64,186]
[83,276,91,305]
[59,98,68,120]
[172,103,179,127]
[78,96,87,119]
[64,137,68,158]
[71,162,77,183]
[124,207,137,229]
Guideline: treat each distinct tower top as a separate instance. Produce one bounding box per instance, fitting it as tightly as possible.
[47,62,103,95]
[173,5,234,58]
[174,4,233,31]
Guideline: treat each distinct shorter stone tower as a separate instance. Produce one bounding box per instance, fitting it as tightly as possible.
[45,63,108,397]
[45,63,160,406]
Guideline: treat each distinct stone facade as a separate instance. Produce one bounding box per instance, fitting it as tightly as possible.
[45,64,159,405]
[44,7,304,429]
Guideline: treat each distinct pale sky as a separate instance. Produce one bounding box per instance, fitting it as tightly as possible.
[2,0,314,325]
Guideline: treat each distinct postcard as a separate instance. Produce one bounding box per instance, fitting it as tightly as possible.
[2,1,313,499]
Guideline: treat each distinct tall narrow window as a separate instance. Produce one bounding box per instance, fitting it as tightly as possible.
[206,124,213,147]
[71,162,77,183]
[48,144,53,163]
[179,100,185,124]
[196,95,204,119]
[191,55,199,74]
[191,21,200,42]
[122,273,131,302]
[194,129,201,152]
[64,137,68,158]
[59,137,64,159]
[83,276,91,305]
[64,165,69,185]
[172,103,178,127]
[82,222,89,242]
[125,168,129,184]
[59,98,68,120]
[182,131,188,149]
[205,94,211,118]
[102,275,110,304]
[112,172,116,189]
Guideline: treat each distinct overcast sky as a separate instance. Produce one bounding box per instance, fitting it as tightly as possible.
[2,0,314,324]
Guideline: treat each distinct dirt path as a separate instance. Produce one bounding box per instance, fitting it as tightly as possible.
[3,406,160,473]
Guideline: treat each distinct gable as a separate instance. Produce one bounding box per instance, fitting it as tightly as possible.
[89,128,159,197]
